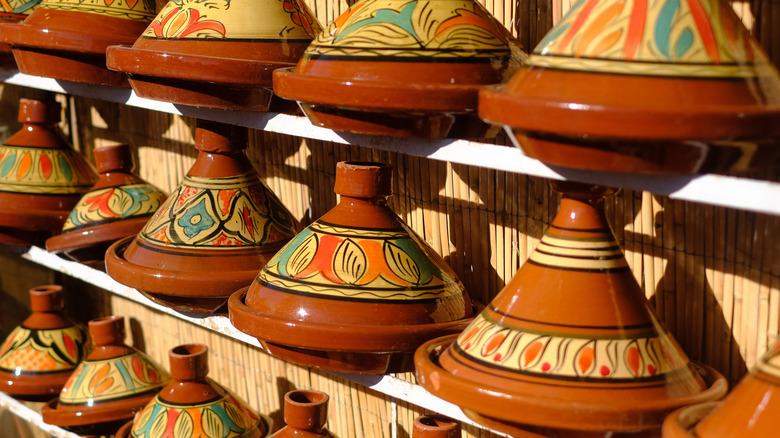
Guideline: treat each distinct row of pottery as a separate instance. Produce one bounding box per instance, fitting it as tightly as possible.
[0,0,778,172]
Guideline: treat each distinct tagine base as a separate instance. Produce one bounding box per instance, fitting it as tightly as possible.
[42,393,155,435]
[0,369,72,400]
[415,336,727,435]
[46,216,150,265]
[138,289,228,317]
[10,46,128,87]
[229,288,475,373]
[661,402,720,438]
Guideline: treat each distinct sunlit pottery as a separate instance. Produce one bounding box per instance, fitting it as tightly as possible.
[272,390,331,437]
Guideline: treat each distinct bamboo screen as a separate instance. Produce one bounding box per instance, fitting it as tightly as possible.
[0,0,779,436]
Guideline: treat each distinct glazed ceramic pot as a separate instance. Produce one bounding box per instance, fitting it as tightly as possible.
[413,415,460,438]
[662,340,780,437]
[0,285,88,400]
[114,344,270,438]
[0,0,162,86]
[272,389,330,437]
[105,121,298,316]
[415,181,727,436]
[229,161,475,373]
[45,143,166,267]
[0,0,42,68]
[478,0,780,174]
[272,0,524,138]
[42,315,170,435]
[106,0,321,111]
[0,98,97,247]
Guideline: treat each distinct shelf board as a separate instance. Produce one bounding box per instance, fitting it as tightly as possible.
[0,392,81,438]
[19,246,509,437]
[3,71,779,216]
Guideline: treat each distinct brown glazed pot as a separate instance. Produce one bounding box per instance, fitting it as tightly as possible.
[662,340,780,437]
[478,0,780,174]
[46,143,166,267]
[114,344,269,438]
[413,415,461,438]
[272,389,331,437]
[42,315,170,435]
[0,285,88,400]
[0,0,162,86]
[0,0,44,69]
[105,121,298,316]
[106,0,321,111]
[229,161,475,373]
[272,0,524,138]
[415,181,727,436]
[0,98,97,247]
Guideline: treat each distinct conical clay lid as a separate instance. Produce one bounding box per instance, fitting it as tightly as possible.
[106,121,298,316]
[121,344,268,438]
[230,161,474,373]
[415,182,726,435]
[42,315,170,435]
[0,98,97,246]
[46,143,166,265]
[479,0,780,174]
[273,390,331,437]
[273,0,523,138]
[106,0,322,110]
[663,340,780,437]
[0,285,89,399]
[0,0,162,85]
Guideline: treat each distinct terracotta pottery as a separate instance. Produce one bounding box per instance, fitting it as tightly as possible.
[229,161,475,373]
[114,344,269,438]
[662,340,780,437]
[42,315,170,435]
[0,285,88,400]
[0,98,97,247]
[414,181,727,436]
[106,0,321,111]
[0,0,162,86]
[272,389,331,437]
[0,0,43,68]
[413,415,461,438]
[272,0,524,138]
[105,121,298,316]
[45,143,166,267]
[478,0,780,174]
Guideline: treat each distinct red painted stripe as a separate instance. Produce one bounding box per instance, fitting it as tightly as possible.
[686,0,720,63]
[559,0,602,51]
[624,0,647,60]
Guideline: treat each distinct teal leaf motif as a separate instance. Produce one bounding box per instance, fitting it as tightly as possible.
[0,153,16,178]
[654,0,679,59]
[674,28,694,59]
[177,198,215,238]
[337,1,418,42]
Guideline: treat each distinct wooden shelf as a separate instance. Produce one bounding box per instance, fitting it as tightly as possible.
[3,71,779,216]
[19,246,510,437]
[0,392,81,438]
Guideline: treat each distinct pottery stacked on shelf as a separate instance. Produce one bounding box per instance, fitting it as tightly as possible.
[0,98,97,246]
[229,161,475,373]
[0,285,89,400]
[0,0,42,68]
[115,344,270,438]
[106,0,322,111]
[0,0,162,85]
[415,181,728,436]
[662,340,780,437]
[42,315,170,435]
[272,0,525,138]
[272,390,331,437]
[106,120,299,316]
[45,143,166,267]
[413,415,461,438]
[478,0,780,173]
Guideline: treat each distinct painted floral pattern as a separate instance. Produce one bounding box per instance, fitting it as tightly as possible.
[39,0,159,21]
[62,183,166,231]
[59,352,169,405]
[138,173,297,249]
[0,0,42,20]
[0,325,87,374]
[0,145,97,194]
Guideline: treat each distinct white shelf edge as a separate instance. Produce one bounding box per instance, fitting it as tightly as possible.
[0,392,81,438]
[3,71,779,216]
[19,246,510,436]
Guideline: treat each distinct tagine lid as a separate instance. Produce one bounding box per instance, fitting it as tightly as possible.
[0,285,89,398]
[104,121,298,314]
[105,0,321,110]
[414,182,727,434]
[120,344,268,438]
[273,0,523,113]
[663,340,780,437]
[479,0,780,142]
[42,316,170,431]
[229,161,474,373]
[45,143,166,257]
